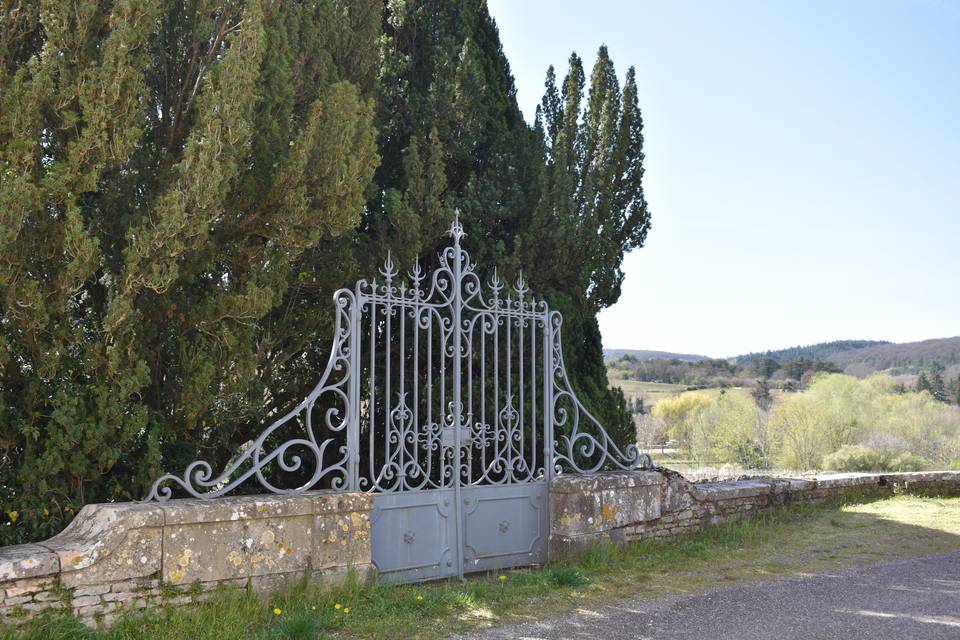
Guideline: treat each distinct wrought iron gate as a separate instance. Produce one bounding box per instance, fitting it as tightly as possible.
[146,216,650,582]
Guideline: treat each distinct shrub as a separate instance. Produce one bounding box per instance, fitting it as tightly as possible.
[888,452,929,472]
[822,445,889,472]
[821,445,928,472]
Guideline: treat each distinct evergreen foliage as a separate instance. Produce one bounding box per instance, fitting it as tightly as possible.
[0,1,650,543]
[736,340,890,365]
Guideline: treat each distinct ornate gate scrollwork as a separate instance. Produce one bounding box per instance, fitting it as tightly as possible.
[145,216,651,503]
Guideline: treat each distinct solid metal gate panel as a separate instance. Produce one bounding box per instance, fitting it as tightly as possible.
[371,489,457,583]
[146,216,650,584]
[461,481,547,573]
[371,482,548,583]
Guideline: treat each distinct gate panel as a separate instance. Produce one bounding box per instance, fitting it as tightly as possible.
[462,481,547,573]
[371,489,457,583]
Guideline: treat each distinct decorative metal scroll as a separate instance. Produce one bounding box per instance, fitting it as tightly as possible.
[145,216,651,502]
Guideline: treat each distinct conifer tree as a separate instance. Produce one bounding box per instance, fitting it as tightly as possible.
[0,0,379,542]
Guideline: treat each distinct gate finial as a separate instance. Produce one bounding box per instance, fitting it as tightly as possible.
[448,210,465,244]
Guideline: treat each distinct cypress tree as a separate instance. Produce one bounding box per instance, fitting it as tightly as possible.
[526,47,652,447]
[0,0,379,542]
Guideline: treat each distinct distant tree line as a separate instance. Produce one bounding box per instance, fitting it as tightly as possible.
[608,355,841,388]
[735,340,889,365]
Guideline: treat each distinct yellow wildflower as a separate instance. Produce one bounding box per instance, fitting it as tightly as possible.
[416,595,424,601]
[311,605,316,610]
[42,506,49,518]
[344,608,350,614]
[335,603,342,610]
[498,574,506,583]
[273,607,282,616]
[7,511,18,524]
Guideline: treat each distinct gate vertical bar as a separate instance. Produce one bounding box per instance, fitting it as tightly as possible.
[451,217,465,580]
[348,287,361,490]
[543,312,554,482]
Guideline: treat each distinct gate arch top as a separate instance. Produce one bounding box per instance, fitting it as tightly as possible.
[146,216,651,502]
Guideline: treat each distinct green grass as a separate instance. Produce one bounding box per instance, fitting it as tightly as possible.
[5,493,960,640]
[608,379,687,409]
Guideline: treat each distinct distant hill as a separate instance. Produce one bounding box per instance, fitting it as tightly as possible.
[828,337,960,376]
[608,337,960,381]
[735,340,890,365]
[604,348,710,363]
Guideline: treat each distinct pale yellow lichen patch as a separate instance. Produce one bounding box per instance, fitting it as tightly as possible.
[177,548,193,568]
[170,569,185,582]
[260,530,275,545]
[227,550,243,568]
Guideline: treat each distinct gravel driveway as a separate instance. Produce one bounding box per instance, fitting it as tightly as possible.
[451,552,960,640]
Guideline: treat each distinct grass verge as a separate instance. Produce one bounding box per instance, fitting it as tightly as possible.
[4,492,959,640]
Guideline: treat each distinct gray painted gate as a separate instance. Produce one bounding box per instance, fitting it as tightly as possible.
[146,216,650,582]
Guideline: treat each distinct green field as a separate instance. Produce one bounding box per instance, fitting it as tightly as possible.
[607,378,687,409]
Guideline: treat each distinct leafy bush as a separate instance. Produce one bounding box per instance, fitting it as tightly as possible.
[821,445,928,472]
[822,445,890,471]
[888,452,929,472]
[653,390,768,467]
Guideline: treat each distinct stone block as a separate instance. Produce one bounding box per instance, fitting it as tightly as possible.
[73,585,110,597]
[314,508,372,569]
[162,513,313,585]
[72,595,102,608]
[550,487,602,537]
[4,577,55,598]
[0,544,59,582]
[597,483,661,529]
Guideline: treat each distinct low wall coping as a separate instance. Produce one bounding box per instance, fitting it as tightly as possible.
[550,470,666,493]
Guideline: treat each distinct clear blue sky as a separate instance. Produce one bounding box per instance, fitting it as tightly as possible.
[487,0,960,357]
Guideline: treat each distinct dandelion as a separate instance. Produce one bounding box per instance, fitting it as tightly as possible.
[273,607,282,616]
[344,608,350,614]
[498,574,506,584]
[416,595,424,601]
[334,603,342,610]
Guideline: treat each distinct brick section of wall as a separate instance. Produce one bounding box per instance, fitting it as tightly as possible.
[0,492,373,627]
[549,470,960,559]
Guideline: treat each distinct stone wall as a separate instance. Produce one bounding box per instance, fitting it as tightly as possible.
[549,469,960,558]
[3,469,959,627]
[0,491,372,627]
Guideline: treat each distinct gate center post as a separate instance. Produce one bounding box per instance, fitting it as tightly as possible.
[451,218,466,580]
